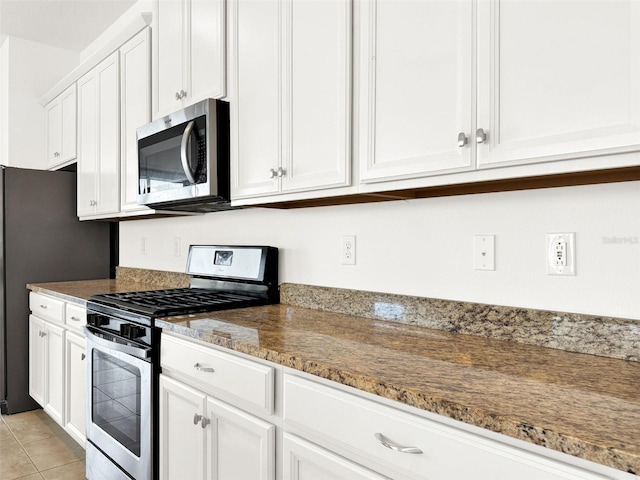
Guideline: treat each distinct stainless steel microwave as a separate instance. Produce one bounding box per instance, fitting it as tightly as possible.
[137,99,231,212]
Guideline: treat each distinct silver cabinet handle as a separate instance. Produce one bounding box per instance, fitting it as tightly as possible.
[81,353,86,360]
[40,304,48,309]
[457,132,468,147]
[276,167,286,177]
[194,362,215,373]
[476,128,487,144]
[201,417,210,429]
[193,413,203,425]
[70,316,81,322]
[269,168,277,179]
[374,433,423,454]
[175,90,187,100]
[175,91,181,100]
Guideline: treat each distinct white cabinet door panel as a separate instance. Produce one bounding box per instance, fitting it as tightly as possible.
[283,434,389,480]
[65,331,86,445]
[159,374,207,480]
[281,0,351,193]
[29,315,45,407]
[207,397,275,480]
[44,322,65,426]
[477,0,640,167]
[154,0,184,118]
[359,0,474,183]
[230,0,281,198]
[77,71,98,217]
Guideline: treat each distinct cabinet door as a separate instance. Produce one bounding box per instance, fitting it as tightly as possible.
[65,331,86,446]
[230,0,281,199]
[187,0,226,105]
[154,0,185,118]
[44,322,65,426]
[45,100,62,169]
[206,397,275,480]
[95,52,120,216]
[283,434,388,480]
[60,84,77,164]
[77,68,98,217]
[280,0,351,193]
[120,28,151,213]
[159,375,207,480]
[477,0,640,167]
[358,0,473,184]
[28,315,45,407]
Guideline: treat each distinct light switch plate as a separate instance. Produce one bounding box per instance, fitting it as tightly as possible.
[474,235,495,270]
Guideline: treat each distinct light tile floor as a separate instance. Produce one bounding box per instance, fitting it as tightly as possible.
[0,409,86,480]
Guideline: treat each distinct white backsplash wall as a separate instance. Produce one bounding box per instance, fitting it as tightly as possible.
[119,181,640,320]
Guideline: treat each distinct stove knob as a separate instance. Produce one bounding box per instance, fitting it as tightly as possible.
[120,324,145,339]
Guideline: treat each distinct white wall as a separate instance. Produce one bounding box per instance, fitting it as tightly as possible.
[119,180,640,320]
[0,37,77,168]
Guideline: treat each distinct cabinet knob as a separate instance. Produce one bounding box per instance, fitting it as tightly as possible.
[175,89,187,100]
[269,168,277,179]
[476,128,487,144]
[193,413,203,425]
[201,417,210,429]
[40,304,48,309]
[81,353,86,361]
[374,433,423,454]
[70,316,80,322]
[276,167,286,177]
[457,132,468,148]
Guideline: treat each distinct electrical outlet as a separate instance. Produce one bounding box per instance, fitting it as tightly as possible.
[341,235,356,265]
[547,233,575,275]
[473,235,495,270]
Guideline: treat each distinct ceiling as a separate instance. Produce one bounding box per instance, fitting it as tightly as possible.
[0,0,137,52]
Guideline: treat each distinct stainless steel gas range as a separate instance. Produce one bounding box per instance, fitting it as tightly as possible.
[83,245,279,480]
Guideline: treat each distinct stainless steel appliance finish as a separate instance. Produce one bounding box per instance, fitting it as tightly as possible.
[0,166,111,415]
[84,316,156,480]
[137,99,231,213]
[84,245,279,480]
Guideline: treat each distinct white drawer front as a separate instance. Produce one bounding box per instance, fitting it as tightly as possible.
[29,292,64,325]
[283,375,608,480]
[64,304,87,332]
[161,334,274,415]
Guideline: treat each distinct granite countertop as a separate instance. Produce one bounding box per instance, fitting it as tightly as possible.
[27,278,640,476]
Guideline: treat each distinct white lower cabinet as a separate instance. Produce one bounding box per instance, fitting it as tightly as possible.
[28,292,87,446]
[64,331,86,445]
[159,334,276,480]
[283,374,615,480]
[283,433,389,480]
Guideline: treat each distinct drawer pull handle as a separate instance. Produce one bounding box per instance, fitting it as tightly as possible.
[40,305,48,309]
[375,433,423,455]
[70,316,81,322]
[194,362,215,373]
[193,414,203,425]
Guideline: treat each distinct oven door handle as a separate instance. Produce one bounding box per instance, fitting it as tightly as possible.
[83,326,152,360]
[180,120,197,185]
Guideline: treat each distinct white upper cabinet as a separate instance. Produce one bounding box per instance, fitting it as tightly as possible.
[120,28,152,214]
[77,52,121,218]
[477,0,640,168]
[231,0,352,200]
[45,84,77,170]
[153,0,225,119]
[358,0,474,184]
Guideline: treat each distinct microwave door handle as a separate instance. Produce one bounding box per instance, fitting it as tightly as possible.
[180,120,198,185]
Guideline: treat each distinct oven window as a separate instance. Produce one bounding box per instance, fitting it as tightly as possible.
[92,350,142,456]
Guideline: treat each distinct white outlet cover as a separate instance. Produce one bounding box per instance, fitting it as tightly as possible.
[547,233,576,276]
[473,235,495,271]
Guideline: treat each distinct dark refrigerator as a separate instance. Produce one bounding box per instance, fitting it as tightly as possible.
[0,166,113,414]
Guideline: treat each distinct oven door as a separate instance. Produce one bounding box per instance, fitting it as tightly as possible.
[84,325,153,480]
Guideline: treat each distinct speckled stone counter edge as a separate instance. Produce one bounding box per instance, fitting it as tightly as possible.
[115,267,639,362]
[280,284,639,362]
